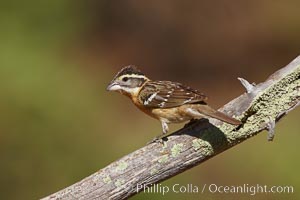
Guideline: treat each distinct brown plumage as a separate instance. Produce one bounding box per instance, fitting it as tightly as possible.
[107,65,241,140]
[138,81,207,108]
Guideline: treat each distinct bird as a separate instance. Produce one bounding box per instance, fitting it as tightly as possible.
[106,65,241,141]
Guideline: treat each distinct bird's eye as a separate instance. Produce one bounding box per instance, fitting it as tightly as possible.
[122,77,129,82]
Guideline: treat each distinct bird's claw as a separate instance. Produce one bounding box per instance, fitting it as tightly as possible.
[147,137,164,145]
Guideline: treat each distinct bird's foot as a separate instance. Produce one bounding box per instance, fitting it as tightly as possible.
[147,136,164,145]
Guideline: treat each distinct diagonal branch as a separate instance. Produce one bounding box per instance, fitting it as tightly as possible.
[42,56,300,200]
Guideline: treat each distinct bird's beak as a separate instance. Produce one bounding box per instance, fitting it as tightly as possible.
[106,82,114,91]
[106,82,121,91]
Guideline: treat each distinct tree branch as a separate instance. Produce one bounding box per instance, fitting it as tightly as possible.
[42,56,300,200]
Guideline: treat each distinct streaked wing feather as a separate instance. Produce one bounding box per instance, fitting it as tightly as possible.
[139,81,207,108]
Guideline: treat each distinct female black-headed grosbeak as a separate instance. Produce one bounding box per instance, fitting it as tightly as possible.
[107,66,241,140]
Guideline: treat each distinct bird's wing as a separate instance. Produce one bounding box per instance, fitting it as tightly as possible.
[138,81,208,108]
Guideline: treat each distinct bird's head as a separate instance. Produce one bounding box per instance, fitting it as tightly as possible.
[106,65,149,96]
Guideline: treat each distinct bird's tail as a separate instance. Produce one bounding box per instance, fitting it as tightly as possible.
[194,104,241,125]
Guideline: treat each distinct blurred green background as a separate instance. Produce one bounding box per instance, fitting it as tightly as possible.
[0,1,299,199]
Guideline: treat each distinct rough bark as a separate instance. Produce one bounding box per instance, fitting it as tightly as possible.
[42,56,300,200]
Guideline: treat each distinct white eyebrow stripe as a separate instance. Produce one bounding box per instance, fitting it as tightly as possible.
[118,74,149,80]
[144,92,158,105]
